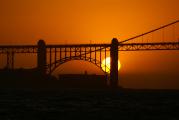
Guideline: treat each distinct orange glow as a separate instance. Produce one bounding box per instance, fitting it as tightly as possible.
[0,0,179,89]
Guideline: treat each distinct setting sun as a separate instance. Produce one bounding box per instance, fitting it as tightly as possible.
[101,57,121,73]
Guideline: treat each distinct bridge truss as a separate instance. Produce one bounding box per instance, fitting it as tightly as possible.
[0,20,178,80]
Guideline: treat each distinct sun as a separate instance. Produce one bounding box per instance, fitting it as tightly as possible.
[101,57,121,73]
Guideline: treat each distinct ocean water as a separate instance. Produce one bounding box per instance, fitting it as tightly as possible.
[0,89,179,120]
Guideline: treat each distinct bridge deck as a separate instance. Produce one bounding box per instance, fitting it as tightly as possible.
[0,42,179,53]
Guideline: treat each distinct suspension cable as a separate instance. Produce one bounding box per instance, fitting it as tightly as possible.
[120,20,179,43]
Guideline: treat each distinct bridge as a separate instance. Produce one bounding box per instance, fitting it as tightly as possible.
[0,20,179,88]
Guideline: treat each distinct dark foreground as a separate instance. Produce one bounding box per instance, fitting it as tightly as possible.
[0,88,179,120]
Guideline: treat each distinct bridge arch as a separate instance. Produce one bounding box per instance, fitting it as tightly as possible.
[46,56,110,75]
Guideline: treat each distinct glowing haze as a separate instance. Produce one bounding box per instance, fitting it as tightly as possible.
[0,0,179,89]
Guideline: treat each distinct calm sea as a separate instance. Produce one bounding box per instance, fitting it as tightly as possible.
[0,88,179,120]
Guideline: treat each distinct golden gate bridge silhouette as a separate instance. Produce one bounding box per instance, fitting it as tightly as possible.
[0,20,179,88]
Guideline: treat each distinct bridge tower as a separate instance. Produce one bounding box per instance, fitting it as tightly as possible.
[110,38,119,88]
[37,40,47,77]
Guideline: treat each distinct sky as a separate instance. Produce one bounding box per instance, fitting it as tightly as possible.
[0,0,179,89]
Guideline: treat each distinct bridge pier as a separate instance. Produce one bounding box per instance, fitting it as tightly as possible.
[37,40,47,77]
[110,38,119,88]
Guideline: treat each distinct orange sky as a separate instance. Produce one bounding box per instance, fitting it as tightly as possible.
[0,0,179,89]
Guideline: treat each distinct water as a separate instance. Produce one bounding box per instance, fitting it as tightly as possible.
[0,89,179,120]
